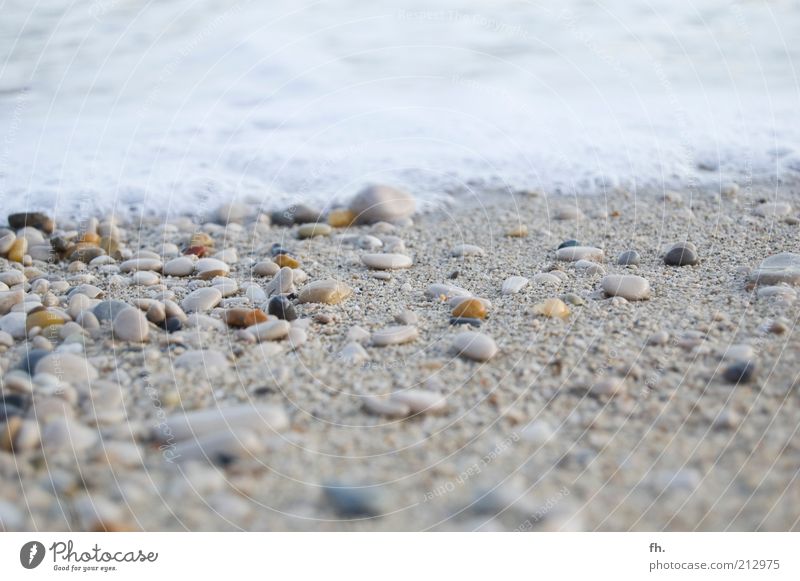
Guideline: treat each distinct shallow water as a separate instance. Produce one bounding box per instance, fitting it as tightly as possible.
[1,0,799,217]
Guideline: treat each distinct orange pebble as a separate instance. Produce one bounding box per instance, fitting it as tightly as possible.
[274,254,300,269]
[327,209,356,228]
[452,298,487,319]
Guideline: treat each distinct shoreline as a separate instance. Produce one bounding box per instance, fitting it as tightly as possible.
[1,180,799,531]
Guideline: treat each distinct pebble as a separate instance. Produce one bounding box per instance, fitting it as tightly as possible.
[557,239,580,250]
[221,308,269,327]
[754,201,792,217]
[182,287,222,312]
[163,256,195,276]
[0,270,24,286]
[35,353,98,384]
[25,309,67,333]
[721,344,754,362]
[120,258,162,272]
[395,309,418,325]
[553,206,582,220]
[391,390,447,414]
[195,258,230,279]
[347,326,371,343]
[588,377,626,397]
[163,317,182,332]
[617,250,641,266]
[749,253,800,286]
[664,243,698,266]
[556,246,604,262]
[248,320,291,341]
[297,223,332,238]
[451,244,486,257]
[7,238,27,262]
[532,273,561,286]
[267,296,297,321]
[328,208,356,227]
[722,361,755,384]
[533,298,570,318]
[70,284,104,299]
[42,418,98,453]
[130,271,160,286]
[323,484,385,517]
[452,298,487,319]
[360,253,412,270]
[274,254,300,269]
[339,342,369,364]
[756,285,796,303]
[506,224,528,237]
[0,233,15,255]
[265,266,294,297]
[452,331,498,361]
[212,277,238,297]
[253,260,280,277]
[0,312,26,338]
[349,184,416,224]
[362,396,411,418]
[371,325,418,346]
[174,349,229,370]
[156,404,288,442]
[647,330,670,346]
[297,279,352,304]
[287,327,307,348]
[110,308,150,342]
[601,274,650,300]
[425,283,471,300]
[501,276,529,295]
[92,300,130,322]
[449,317,482,327]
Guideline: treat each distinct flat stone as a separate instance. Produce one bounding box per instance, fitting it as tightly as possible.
[323,483,385,518]
[557,239,580,250]
[749,253,800,286]
[391,390,447,414]
[617,250,641,266]
[35,353,98,384]
[0,312,26,338]
[533,273,561,286]
[339,342,369,364]
[451,244,485,257]
[181,287,222,312]
[723,361,755,384]
[553,206,583,220]
[25,309,67,332]
[362,396,411,418]
[247,320,291,341]
[297,279,352,304]
[664,244,698,266]
[155,404,289,442]
[395,310,418,325]
[601,274,650,300]
[361,253,413,270]
[163,256,195,277]
[449,317,482,327]
[501,276,529,295]
[349,184,415,224]
[8,212,54,233]
[195,258,230,278]
[253,261,280,277]
[556,246,604,262]
[297,223,332,238]
[452,331,498,361]
[721,344,754,362]
[371,325,418,346]
[452,298,487,319]
[119,258,162,272]
[130,271,160,286]
[265,267,294,297]
[426,283,471,300]
[221,308,268,327]
[754,201,791,217]
[647,330,670,345]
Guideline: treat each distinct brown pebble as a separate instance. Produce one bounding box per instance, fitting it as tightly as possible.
[8,238,27,263]
[328,209,356,228]
[221,308,269,328]
[274,254,300,269]
[452,298,487,319]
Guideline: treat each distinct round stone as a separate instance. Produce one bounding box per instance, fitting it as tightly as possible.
[247,320,291,341]
[533,273,561,286]
[361,253,413,270]
[601,274,651,300]
[163,256,195,277]
[556,246,604,262]
[723,361,755,384]
[617,250,641,266]
[452,298,487,319]
[452,331,498,361]
[371,325,418,346]
[181,287,223,312]
[93,300,130,323]
[664,244,698,266]
[297,280,352,304]
[426,283,471,300]
[130,271,160,286]
[266,267,294,297]
[112,307,150,342]
[349,185,416,224]
[362,396,410,418]
[35,353,98,385]
[267,296,297,321]
[253,261,280,277]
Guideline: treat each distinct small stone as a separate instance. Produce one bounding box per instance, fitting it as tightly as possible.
[25,309,67,333]
[553,207,582,220]
[297,223,332,239]
[328,209,356,228]
[425,283,471,300]
[174,349,229,371]
[556,246,604,262]
[212,277,238,297]
[145,303,166,324]
[362,396,410,418]
[156,404,288,442]
[721,344,754,362]
[449,317,482,327]
[35,353,98,384]
[451,244,485,257]
[93,300,132,322]
[349,184,415,224]
[754,201,791,217]
[182,287,223,312]
[601,274,650,300]
[533,298,570,318]
[111,307,149,342]
[647,330,670,345]
[274,254,300,269]
[588,377,626,397]
[42,418,98,453]
[722,361,755,384]
[164,317,182,332]
[361,253,413,270]
[617,250,640,266]
[339,342,369,364]
[390,390,446,414]
[323,483,385,517]
[163,256,195,277]
[346,326,371,343]
[267,296,297,321]
[70,284,104,299]
[557,239,580,250]
[8,212,54,232]
[501,276,528,295]
[395,309,418,325]
[757,285,796,304]
[248,320,291,341]
[749,253,800,286]
[298,280,352,304]
[506,225,528,237]
[130,271,160,286]
[7,238,27,263]
[532,273,561,286]
[452,331,498,361]
[195,258,230,279]
[371,325,418,346]
[0,233,15,255]
[287,327,307,348]
[221,308,269,328]
[265,267,294,297]
[0,312,26,339]
[452,298,487,319]
[664,243,698,266]
[120,258,162,272]
[253,260,280,277]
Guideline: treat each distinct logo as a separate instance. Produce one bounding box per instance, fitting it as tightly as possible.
[20,541,46,569]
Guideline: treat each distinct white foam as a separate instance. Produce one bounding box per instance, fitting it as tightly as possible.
[1,0,798,217]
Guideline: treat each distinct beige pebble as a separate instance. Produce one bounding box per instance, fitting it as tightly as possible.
[248,320,291,341]
[42,418,98,453]
[451,244,485,257]
[181,287,222,312]
[297,223,332,238]
[361,253,413,270]
[163,256,195,277]
[35,353,98,384]
[601,274,650,300]
[391,390,447,414]
[362,396,410,418]
[349,184,416,224]
[452,331,498,361]
[112,307,150,342]
[120,258,162,272]
[556,246,604,262]
[253,261,279,276]
[266,267,294,297]
[298,279,352,304]
[174,349,229,370]
[339,342,369,364]
[426,283,471,300]
[501,276,529,295]
[371,325,418,346]
[155,404,288,441]
[195,258,230,278]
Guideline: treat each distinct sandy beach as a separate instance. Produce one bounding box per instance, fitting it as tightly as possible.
[0,179,798,532]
